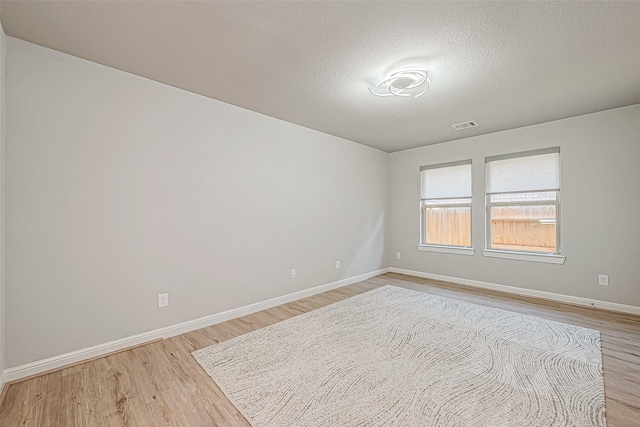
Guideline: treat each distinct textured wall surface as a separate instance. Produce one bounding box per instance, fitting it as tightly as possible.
[390,105,640,307]
[5,38,388,367]
[0,21,6,385]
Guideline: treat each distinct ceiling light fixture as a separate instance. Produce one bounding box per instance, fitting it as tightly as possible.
[369,68,430,98]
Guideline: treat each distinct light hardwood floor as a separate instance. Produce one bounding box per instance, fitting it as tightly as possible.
[1,272,639,426]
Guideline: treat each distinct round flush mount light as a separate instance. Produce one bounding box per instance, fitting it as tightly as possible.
[369,68,430,98]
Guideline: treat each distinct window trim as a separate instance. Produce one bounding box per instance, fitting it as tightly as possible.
[482,249,565,264]
[419,159,473,250]
[485,190,561,256]
[484,148,562,259]
[420,198,473,249]
[418,244,475,256]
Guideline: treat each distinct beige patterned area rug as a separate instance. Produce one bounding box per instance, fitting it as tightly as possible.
[193,285,606,426]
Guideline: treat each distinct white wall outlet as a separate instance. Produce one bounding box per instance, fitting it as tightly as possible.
[335,260,341,269]
[396,252,401,259]
[598,275,609,286]
[290,268,296,279]
[158,293,169,308]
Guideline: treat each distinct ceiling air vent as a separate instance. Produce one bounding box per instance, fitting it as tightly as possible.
[451,121,479,131]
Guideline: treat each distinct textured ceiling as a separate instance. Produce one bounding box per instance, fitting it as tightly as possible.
[2,1,640,152]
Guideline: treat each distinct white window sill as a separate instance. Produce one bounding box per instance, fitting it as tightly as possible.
[417,245,475,256]
[482,249,565,264]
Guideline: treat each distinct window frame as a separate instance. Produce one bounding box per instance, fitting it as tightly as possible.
[420,197,473,249]
[483,147,564,261]
[419,160,473,252]
[485,189,561,255]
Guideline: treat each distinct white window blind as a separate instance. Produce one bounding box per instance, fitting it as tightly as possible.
[420,161,472,199]
[485,148,560,194]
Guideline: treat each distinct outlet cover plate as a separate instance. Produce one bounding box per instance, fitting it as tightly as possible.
[158,293,169,307]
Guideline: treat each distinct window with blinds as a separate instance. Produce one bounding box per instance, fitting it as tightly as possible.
[485,148,560,254]
[420,160,472,248]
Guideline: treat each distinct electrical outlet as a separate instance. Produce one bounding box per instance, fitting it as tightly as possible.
[336,260,341,269]
[158,293,169,308]
[290,268,296,279]
[396,252,401,259]
[598,275,609,286]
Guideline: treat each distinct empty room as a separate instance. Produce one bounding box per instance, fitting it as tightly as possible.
[0,1,638,426]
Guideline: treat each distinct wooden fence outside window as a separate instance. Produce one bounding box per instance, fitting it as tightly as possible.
[425,206,556,252]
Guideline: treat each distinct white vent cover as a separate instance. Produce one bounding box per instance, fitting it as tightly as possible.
[451,121,479,131]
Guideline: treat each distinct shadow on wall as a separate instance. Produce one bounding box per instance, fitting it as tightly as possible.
[345,212,386,277]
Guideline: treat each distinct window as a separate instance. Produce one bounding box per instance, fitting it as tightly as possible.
[420,160,472,249]
[485,148,560,255]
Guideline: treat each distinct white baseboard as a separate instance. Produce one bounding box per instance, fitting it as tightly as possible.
[4,268,390,383]
[390,267,640,316]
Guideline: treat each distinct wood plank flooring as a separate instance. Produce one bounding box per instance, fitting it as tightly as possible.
[1,272,639,426]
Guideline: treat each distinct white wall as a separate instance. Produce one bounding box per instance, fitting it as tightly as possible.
[5,38,388,368]
[0,21,6,388]
[5,33,639,372]
[390,105,640,307]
